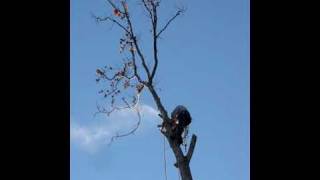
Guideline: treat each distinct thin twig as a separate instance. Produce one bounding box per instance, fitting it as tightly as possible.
[92,14,130,34]
[106,0,125,14]
[156,9,184,38]
[142,0,154,22]
[106,94,143,145]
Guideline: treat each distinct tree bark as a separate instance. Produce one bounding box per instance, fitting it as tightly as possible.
[167,135,196,180]
[146,85,197,180]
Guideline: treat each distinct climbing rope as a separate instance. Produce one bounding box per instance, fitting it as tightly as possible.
[161,116,190,180]
[182,125,189,153]
[163,135,168,180]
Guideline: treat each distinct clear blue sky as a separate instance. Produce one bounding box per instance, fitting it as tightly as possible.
[71,0,249,180]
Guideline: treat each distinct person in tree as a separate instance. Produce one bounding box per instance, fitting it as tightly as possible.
[158,105,192,145]
[171,105,192,145]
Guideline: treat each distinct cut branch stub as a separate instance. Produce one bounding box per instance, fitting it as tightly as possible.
[186,134,197,163]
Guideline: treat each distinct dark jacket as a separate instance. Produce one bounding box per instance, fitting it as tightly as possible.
[171,105,192,127]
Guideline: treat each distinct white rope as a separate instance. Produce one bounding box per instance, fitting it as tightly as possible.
[177,167,181,180]
[182,125,189,153]
[163,134,168,180]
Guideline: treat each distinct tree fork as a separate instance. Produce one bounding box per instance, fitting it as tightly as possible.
[168,134,197,180]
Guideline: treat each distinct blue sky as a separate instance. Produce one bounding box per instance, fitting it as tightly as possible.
[71,0,249,180]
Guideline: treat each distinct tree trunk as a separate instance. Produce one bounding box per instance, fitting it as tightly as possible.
[179,162,193,180]
[146,85,197,180]
[167,135,197,180]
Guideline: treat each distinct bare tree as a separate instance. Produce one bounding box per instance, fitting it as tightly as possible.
[94,1,197,179]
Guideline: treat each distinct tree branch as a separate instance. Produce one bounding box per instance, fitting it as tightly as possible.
[156,9,184,38]
[142,0,154,22]
[106,0,125,14]
[121,2,152,80]
[147,84,169,121]
[92,14,130,34]
[96,69,118,81]
[186,134,197,163]
[129,44,144,83]
[150,1,158,82]
[107,109,142,146]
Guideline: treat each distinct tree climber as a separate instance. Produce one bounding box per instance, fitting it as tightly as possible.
[171,105,192,145]
[159,105,192,145]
